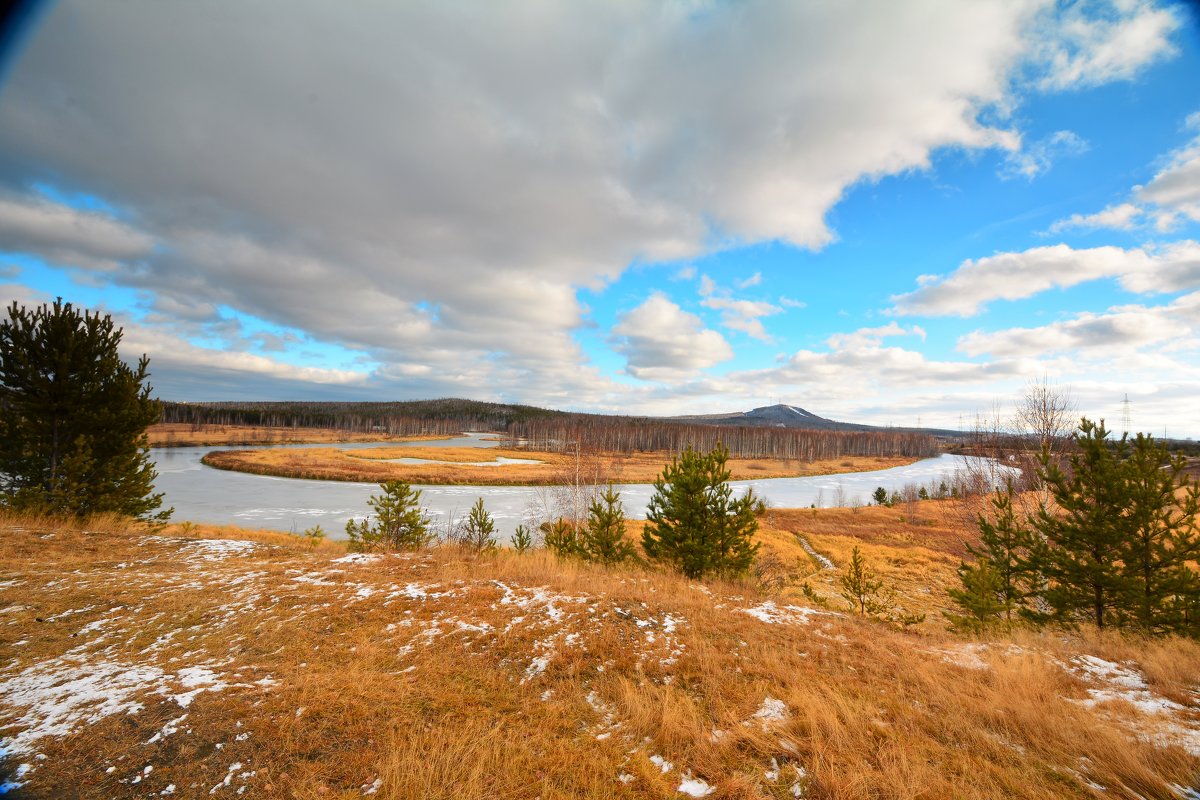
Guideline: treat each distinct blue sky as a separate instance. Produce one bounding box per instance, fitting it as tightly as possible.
[1,1,1199,435]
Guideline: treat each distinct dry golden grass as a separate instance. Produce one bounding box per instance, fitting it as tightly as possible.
[147,423,449,448]
[1,510,1198,799]
[749,502,975,625]
[201,446,917,486]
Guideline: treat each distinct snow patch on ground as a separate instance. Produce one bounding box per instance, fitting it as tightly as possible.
[178,539,260,562]
[750,696,790,728]
[677,774,716,796]
[0,658,167,756]
[741,601,832,626]
[332,553,384,565]
[1065,655,1200,756]
[793,534,834,570]
[930,642,1025,671]
[648,754,673,773]
[0,657,241,756]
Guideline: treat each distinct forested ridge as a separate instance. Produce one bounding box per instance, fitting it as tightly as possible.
[160,399,941,459]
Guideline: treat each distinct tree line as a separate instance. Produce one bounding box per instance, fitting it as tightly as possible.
[509,417,939,460]
[162,400,941,461]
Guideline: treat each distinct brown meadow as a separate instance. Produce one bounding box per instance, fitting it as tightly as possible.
[0,504,1197,799]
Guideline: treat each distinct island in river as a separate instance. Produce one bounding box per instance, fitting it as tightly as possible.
[199,442,919,486]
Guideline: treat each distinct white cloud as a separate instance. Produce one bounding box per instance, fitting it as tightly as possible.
[737,272,762,289]
[700,295,782,343]
[958,292,1200,357]
[0,193,154,269]
[0,0,1083,404]
[698,275,716,297]
[0,0,1186,409]
[891,242,1200,317]
[1000,130,1089,180]
[1,282,49,311]
[1047,202,1144,233]
[891,244,1139,316]
[1045,110,1200,233]
[672,265,697,281]
[611,293,732,381]
[121,325,369,387]
[1031,0,1180,90]
[719,322,1028,399]
[779,296,807,309]
[1136,136,1200,224]
[1113,240,1200,294]
[826,322,925,351]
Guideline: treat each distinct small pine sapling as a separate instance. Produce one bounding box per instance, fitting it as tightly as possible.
[346,480,432,552]
[582,484,635,565]
[641,444,760,579]
[840,545,925,627]
[542,518,583,558]
[968,486,1036,622]
[841,545,886,616]
[461,497,498,551]
[303,525,326,549]
[801,581,832,609]
[511,524,533,553]
[946,557,1008,632]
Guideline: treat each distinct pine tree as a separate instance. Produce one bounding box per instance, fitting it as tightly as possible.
[967,486,1036,621]
[1032,419,1133,629]
[346,480,432,551]
[461,496,497,551]
[581,484,635,565]
[0,299,169,521]
[838,545,925,626]
[840,545,886,616]
[1115,433,1200,634]
[511,524,533,553]
[641,444,760,579]
[947,557,1008,632]
[542,518,583,558]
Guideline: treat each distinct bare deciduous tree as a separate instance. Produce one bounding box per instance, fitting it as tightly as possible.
[1014,376,1076,504]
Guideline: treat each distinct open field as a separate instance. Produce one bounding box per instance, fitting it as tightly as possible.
[147,423,452,448]
[1,509,1198,798]
[199,446,918,486]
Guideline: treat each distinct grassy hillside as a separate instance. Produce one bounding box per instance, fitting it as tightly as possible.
[1,510,1197,799]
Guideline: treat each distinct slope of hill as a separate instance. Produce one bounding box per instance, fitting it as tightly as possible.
[676,404,964,437]
[1,513,1197,799]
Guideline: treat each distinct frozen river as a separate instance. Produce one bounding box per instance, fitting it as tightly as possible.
[151,433,994,540]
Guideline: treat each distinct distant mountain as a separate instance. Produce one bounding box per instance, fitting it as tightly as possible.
[671,404,963,437]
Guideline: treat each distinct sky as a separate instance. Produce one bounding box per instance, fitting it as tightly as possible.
[1,1,1199,436]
